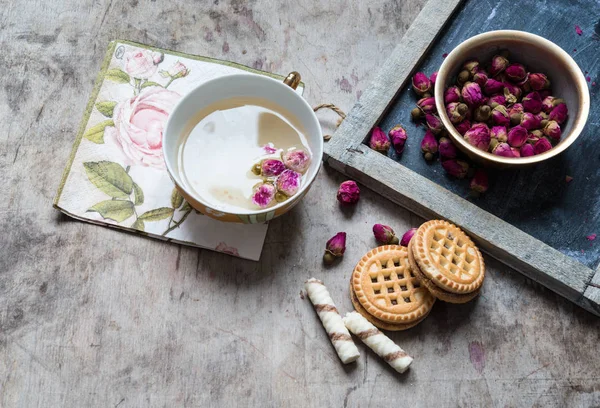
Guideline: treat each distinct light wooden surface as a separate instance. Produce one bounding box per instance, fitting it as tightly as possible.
[1,1,599,407]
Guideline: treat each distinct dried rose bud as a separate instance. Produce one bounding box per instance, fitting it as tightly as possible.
[389,125,408,155]
[455,119,471,135]
[489,138,499,152]
[473,71,489,87]
[457,70,471,86]
[489,55,509,76]
[538,90,553,99]
[505,63,527,82]
[487,94,506,109]
[282,149,311,173]
[464,123,491,151]
[520,143,535,157]
[470,169,489,194]
[411,107,423,121]
[522,92,543,114]
[474,105,492,122]
[373,224,399,245]
[463,59,480,75]
[490,125,508,143]
[543,120,562,142]
[483,78,504,95]
[369,127,390,152]
[508,103,524,126]
[510,147,521,157]
[461,82,484,107]
[529,73,550,91]
[276,169,301,197]
[260,159,286,177]
[529,129,544,139]
[252,183,276,208]
[425,114,443,135]
[336,180,360,205]
[444,86,461,104]
[533,138,552,154]
[541,96,555,113]
[491,105,510,127]
[400,228,417,246]
[446,102,469,124]
[412,72,432,96]
[439,136,458,159]
[520,112,541,130]
[549,103,568,124]
[493,142,515,157]
[507,125,528,147]
[421,130,439,160]
[442,159,469,178]
[417,97,437,114]
[430,72,438,86]
[503,82,522,104]
[323,232,346,264]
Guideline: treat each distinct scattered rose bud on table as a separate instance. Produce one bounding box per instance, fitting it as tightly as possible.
[373,224,399,245]
[369,127,391,152]
[337,181,360,205]
[323,232,346,264]
[470,169,489,195]
[389,125,408,155]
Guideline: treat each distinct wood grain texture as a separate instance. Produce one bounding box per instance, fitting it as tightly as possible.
[325,0,600,316]
[1,0,600,407]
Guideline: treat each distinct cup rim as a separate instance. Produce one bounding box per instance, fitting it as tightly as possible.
[163,73,323,216]
[435,29,590,166]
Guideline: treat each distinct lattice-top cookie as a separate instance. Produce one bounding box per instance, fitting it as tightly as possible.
[411,220,485,294]
[351,245,435,324]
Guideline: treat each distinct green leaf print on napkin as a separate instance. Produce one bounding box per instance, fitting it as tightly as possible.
[131,219,145,231]
[132,182,144,205]
[171,188,184,209]
[138,207,174,221]
[84,161,133,198]
[83,120,114,143]
[88,200,135,222]
[95,101,118,118]
[105,68,131,83]
[140,81,163,89]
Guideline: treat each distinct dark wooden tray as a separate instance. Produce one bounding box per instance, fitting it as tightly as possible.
[324,0,600,315]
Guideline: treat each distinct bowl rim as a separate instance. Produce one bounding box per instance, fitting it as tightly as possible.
[162,73,323,216]
[434,29,590,166]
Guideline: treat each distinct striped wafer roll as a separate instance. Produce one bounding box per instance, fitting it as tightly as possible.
[305,278,360,364]
[343,311,413,373]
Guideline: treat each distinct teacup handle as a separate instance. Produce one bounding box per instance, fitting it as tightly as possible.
[283,71,301,90]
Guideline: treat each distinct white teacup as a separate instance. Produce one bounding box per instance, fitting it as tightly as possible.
[163,73,323,224]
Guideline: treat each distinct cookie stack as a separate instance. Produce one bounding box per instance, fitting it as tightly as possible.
[408,220,485,304]
[349,220,485,330]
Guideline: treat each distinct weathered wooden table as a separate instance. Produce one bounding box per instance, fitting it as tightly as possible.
[1,1,599,406]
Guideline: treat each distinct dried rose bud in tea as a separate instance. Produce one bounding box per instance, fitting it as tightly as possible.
[252,183,276,208]
[373,224,399,245]
[281,149,311,173]
[260,159,286,177]
[276,169,301,197]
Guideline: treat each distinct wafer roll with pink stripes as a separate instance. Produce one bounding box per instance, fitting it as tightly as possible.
[305,278,360,364]
[343,311,413,373]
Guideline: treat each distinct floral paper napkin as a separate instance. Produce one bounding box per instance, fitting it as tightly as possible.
[54,40,304,261]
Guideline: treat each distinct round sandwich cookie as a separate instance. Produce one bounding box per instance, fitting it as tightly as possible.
[409,220,485,302]
[351,245,435,325]
[349,280,430,331]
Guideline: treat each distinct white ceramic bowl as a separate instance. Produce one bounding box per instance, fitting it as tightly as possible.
[435,30,590,168]
[163,74,323,223]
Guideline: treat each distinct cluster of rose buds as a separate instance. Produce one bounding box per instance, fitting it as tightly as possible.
[251,147,311,208]
[410,71,488,194]
[445,53,568,158]
[369,124,408,156]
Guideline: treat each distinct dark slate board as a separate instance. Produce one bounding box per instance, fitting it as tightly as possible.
[374,0,600,269]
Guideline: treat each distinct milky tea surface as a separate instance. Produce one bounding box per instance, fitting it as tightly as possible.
[177,97,310,212]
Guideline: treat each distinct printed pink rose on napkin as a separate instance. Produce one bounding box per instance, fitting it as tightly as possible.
[123,50,164,79]
[106,88,180,168]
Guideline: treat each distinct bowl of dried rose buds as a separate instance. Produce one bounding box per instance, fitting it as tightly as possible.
[434,30,590,167]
